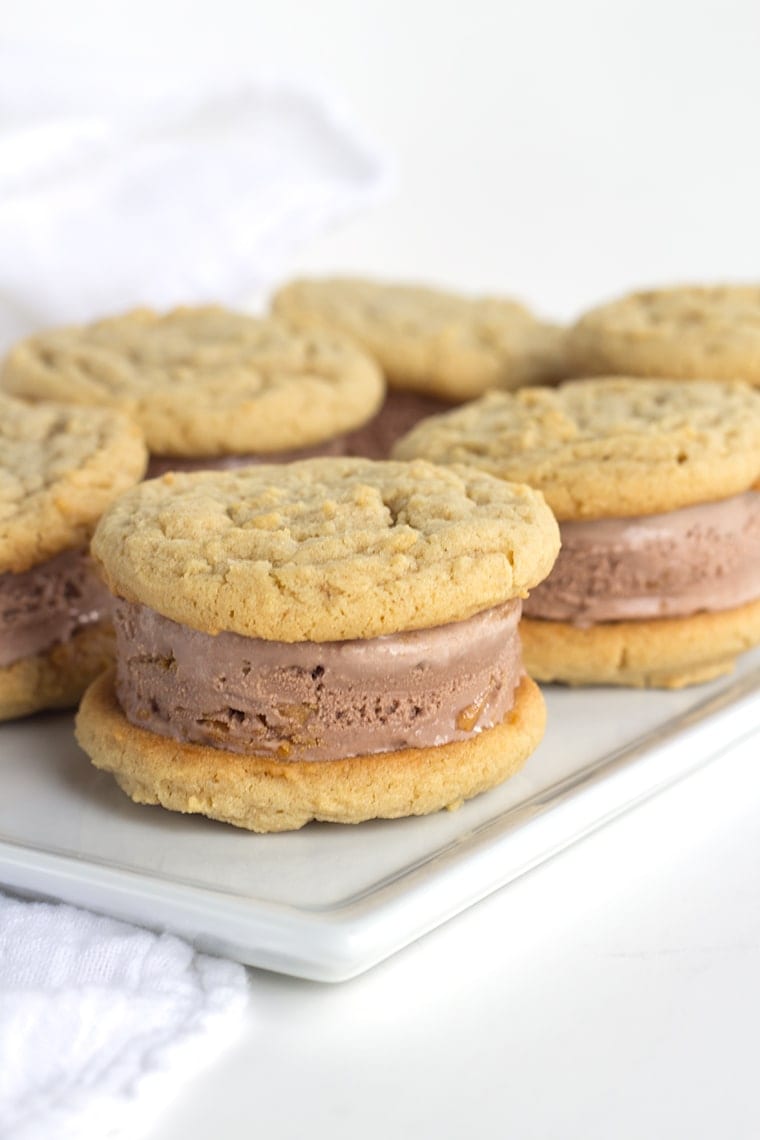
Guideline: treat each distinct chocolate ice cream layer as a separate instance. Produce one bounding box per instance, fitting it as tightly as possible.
[524,491,760,625]
[344,390,454,460]
[146,435,346,479]
[114,599,523,761]
[0,549,114,668]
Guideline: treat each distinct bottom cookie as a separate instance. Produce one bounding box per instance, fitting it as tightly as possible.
[75,671,546,832]
[0,623,115,721]
[521,597,760,688]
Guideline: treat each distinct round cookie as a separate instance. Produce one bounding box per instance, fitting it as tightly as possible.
[568,285,760,383]
[2,306,384,460]
[393,378,760,519]
[520,599,760,689]
[1,393,147,574]
[77,670,545,832]
[1,394,147,719]
[393,378,760,687]
[91,458,560,642]
[272,276,568,404]
[76,457,560,830]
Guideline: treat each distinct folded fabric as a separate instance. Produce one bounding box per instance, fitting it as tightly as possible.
[0,44,391,349]
[0,892,248,1140]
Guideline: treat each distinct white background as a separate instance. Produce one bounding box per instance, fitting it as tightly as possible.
[3,2,760,1137]
[5,0,760,320]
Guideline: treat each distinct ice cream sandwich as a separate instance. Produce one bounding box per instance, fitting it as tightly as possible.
[393,378,760,687]
[0,393,147,719]
[75,458,560,831]
[2,306,384,476]
[272,277,568,457]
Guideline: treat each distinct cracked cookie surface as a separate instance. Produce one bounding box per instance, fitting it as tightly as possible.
[91,457,560,642]
[0,393,147,573]
[2,306,384,456]
[393,378,760,520]
[273,277,567,401]
[568,285,760,382]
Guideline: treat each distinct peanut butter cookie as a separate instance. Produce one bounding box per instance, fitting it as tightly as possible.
[568,285,760,383]
[2,307,384,466]
[76,457,560,829]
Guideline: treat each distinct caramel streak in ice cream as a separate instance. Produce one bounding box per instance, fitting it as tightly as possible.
[114,599,524,762]
[0,550,114,668]
[524,491,760,625]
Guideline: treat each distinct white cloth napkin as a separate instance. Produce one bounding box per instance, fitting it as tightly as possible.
[0,892,248,1140]
[0,44,391,349]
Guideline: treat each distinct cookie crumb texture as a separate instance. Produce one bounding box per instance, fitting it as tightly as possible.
[568,285,760,383]
[75,671,545,832]
[521,597,760,688]
[0,394,147,574]
[1,307,384,456]
[393,378,760,520]
[0,623,115,720]
[273,277,568,401]
[92,458,560,642]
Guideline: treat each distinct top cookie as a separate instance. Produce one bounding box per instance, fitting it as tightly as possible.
[392,378,760,521]
[272,277,567,401]
[568,285,760,383]
[0,393,147,574]
[91,458,560,642]
[1,307,384,457]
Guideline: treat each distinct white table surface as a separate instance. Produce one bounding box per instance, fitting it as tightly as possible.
[7,2,760,1135]
[148,731,760,1140]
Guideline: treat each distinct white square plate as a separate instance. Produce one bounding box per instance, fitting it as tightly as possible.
[1,652,759,981]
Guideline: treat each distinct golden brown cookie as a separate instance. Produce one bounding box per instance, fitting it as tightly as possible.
[2,306,384,458]
[76,670,545,832]
[272,277,568,402]
[392,378,760,520]
[1,393,147,574]
[91,458,560,642]
[568,285,760,383]
[521,598,760,688]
